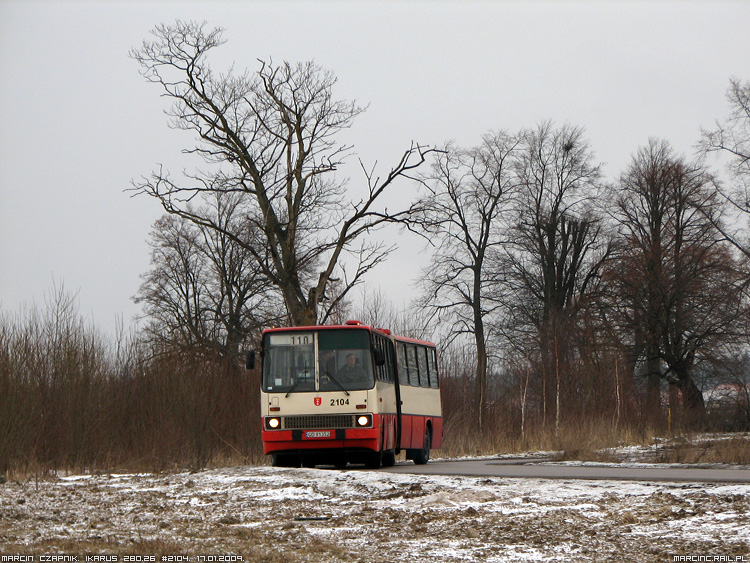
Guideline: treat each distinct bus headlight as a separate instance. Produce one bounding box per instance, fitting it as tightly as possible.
[265,417,281,430]
[356,415,372,428]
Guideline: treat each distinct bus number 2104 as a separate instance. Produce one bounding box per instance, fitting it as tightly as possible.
[330,398,349,406]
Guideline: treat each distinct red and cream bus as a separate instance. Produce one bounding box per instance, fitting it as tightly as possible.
[251,320,442,468]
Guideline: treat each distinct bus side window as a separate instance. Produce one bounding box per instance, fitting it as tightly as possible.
[417,345,429,388]
[407,345,419,387]
[397,342,409,385]
[386,339,396,383]
[374,335,386,382]
[378,335,395,383]
[428,347,439,388]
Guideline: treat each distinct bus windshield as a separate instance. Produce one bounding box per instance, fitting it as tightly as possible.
[263,329,374,393]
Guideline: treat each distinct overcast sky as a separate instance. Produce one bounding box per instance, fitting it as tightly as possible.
[1,0,748,332]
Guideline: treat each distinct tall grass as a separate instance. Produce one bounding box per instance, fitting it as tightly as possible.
[437,344,688,459]
[0,290,262,476]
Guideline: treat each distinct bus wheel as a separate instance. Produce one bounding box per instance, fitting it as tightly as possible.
[412,428,432,465]
[365,451,383,469]
[382,449,396,468]
[272,454,300,468]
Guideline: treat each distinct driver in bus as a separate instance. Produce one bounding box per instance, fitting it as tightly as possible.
[336,353,366,385]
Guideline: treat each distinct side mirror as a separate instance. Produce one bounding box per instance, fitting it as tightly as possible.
[245,350,256,370]
[373,348,385,367]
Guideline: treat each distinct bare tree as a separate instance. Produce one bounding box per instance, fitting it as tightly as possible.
[137,214,207,352]
[502,122,609,428]
[700,77,750,258]
[416,132,520,431]
[130,21,430,326]
[611,139,747,426]
[608,140,678,424]
[136,192,281,360]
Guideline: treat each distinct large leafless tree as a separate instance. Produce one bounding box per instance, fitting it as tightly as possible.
[416,132,520,430]
[502,122,609,428]
[131,21,430,326]
[611,139,747,425]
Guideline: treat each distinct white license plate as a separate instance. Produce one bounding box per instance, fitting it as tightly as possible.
[305,431,331,438]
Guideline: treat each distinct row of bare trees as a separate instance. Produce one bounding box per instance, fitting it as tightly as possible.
[129,22,750,435]
[418,129,749,432]
[416,124,610,432]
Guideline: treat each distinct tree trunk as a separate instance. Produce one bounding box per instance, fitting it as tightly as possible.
[554,331,561,434]
[668,384,682,432]
[520,355,530,440]
[614,356,621,429]
[645,351,662,430]
[475,317,488,434]
[675,369,707,429]
[282,285,316,327]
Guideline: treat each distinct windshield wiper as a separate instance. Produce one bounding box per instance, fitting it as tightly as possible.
[323,371,350,396]
[286,361,311,398]
[285,379,300,398]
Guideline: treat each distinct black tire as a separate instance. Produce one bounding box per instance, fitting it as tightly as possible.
[412,427,432,465]
[382,449,397,468]
[272,454,301,468]
[365,450,383,469]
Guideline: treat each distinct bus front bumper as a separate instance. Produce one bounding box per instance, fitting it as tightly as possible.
[261,427,380,455]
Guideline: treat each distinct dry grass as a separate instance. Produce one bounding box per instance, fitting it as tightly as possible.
[441,413,750,466]
[653,435,750,465]
[442,416,655,458]
[0,295,263,478]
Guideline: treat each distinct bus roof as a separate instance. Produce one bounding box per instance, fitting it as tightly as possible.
[263,322,436,347]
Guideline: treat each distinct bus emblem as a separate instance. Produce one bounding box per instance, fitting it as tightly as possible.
[314,397,322,406]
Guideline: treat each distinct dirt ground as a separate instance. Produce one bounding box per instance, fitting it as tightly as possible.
[1,465,748,562]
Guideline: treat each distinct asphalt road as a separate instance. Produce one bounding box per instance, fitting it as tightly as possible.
[383,457,750,483]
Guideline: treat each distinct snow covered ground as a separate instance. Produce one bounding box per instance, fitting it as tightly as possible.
[1,459,749,562]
